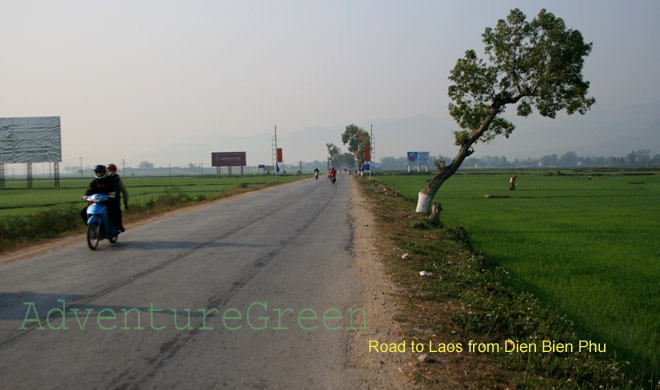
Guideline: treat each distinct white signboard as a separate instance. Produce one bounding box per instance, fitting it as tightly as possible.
[418,152,430,165]
[0,117,62,163]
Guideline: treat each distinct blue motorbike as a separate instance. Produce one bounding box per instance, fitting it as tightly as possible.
[84,194,119,250]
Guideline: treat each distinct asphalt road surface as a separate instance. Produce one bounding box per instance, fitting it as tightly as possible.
[0,174,367,389]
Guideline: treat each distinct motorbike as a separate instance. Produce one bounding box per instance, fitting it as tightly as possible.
[328,174,336,184]
[83,194,119,250]
[315,171,319,180]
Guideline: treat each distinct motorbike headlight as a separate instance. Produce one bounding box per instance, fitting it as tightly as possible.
[91,194,101,202]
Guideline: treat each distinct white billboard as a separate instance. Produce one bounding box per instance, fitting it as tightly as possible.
[0,117,61,163]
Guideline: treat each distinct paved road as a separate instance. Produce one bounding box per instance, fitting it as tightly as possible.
[0,174,365,389]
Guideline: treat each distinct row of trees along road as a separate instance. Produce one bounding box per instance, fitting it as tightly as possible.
[326,124,371,172]
[416,8,595,214]
[325,143,355,170]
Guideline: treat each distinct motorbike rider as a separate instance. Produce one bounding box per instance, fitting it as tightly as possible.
[80,165,121,232]
[329,166,337,182]
[107,163,128,232]
[314,167,320,180]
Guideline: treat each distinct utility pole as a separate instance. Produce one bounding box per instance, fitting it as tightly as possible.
[80,157,84,178]
[370,124,373,180]
[122,159,126,177]
[273,125,279,183]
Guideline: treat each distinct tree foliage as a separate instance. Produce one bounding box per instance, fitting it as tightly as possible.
[326,143,340,164]
[417,8,594,213]
[326,142,356,168]
[341,124,371,170]
[448,9,594,146]
[335,153,356,169]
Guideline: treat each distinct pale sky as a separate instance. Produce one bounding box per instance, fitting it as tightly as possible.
[2,0,659,170]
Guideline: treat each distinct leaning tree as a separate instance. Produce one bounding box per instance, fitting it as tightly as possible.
[416,8,595,213]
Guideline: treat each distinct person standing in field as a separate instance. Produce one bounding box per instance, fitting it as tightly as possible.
[107,163,128,232]
[509,175,517,191]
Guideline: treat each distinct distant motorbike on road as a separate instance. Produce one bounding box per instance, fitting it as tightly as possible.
[83,193,119,250]
[328,167,337,184]
[315,171,319,180]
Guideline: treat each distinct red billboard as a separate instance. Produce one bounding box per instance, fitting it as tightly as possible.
[277,148,283,163]
[212,152,246,167]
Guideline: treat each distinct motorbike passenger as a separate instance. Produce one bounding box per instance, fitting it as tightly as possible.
[107,163,128,232]
[80,165,121,232]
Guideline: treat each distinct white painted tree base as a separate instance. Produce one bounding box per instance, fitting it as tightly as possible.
[416,192,431,213]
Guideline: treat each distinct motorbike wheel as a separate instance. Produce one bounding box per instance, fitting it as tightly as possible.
[87,222,101,250]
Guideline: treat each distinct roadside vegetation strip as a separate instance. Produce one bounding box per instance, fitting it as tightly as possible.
[0,175,306,253]
[355,176,648,389]
[0,175,302,217]
[382,170,660,383]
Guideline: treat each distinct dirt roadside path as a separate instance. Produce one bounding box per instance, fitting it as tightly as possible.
[347,177,421,389]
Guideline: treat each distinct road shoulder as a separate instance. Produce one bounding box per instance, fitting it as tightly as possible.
[347,177,419,389]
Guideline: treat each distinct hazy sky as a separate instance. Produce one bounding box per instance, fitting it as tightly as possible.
[2,0,659,170]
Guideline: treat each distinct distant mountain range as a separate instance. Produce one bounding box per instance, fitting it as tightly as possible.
[135,100,660,166]
[492,99,660,158]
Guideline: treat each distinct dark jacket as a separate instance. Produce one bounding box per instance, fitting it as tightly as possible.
[85,175,119,199]
[108,173,129,207]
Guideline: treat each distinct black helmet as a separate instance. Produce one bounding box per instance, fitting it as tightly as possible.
[94,165,107,174]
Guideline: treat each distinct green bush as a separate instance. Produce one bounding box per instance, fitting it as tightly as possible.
[159,186,192,206]
[0,206,81,251]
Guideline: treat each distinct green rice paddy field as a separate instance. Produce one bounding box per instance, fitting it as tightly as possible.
[0,175,301,217]
[385,170,660,373]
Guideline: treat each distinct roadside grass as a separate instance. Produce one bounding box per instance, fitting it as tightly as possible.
[0,175,305,252]
[0,175,302,217]
[0,206,83,251]
[385,171,660,381]
[356,172,657,389]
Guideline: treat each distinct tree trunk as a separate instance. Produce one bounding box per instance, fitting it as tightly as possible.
[415,166,456,213]
[429,202,442,223]
[416,103,502,213]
